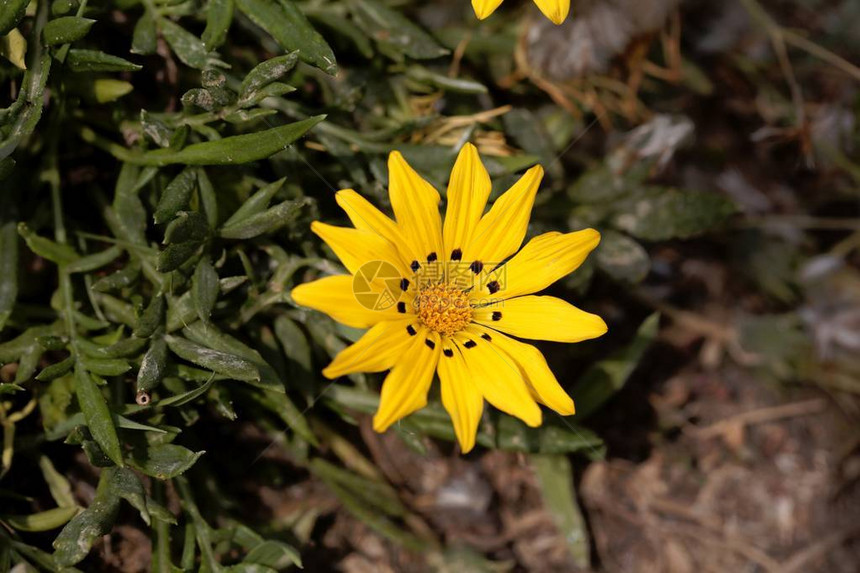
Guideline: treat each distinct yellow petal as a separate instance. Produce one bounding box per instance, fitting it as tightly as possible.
[463,165,543,267]
[533,0,570,24]
[438,343,484,453]
[443,143,491,258]
[469,325,574,415]
[474,295,607,342]
[471,229,600,300]
[323,319,414,379]
[311,221,409,277]
[452,333,542,427]
[472,0,504,19]
[335,189,409,254]
[373,329,441,432]
[387,151,444,265]
[291,275,400,329]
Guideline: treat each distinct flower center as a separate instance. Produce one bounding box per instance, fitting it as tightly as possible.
[416,283,472,336]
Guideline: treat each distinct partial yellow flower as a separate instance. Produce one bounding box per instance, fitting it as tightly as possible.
[291,144,606,453]
[472,0,570,25]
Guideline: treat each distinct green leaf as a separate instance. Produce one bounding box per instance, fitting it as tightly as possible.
[42,16,95,46]
[244,540,302,569]
[236,0,336,74]
[65,245,123,274]
[129,443,205,479]
[106,466,151,525]
[610,188,736,241]
[66,49,142,73]
[0,219,18,331]
[0,0,29,37]
[154,168,197,224]
[39,455,77,508]
[239,53,298,99]
[74,365,124,466]
[350,0,448,61]
[78,356,131,376]
[157,240,201,272]
[37,357,74,382]
[2,506,80,532]
[219,198,307,239]
[17,223,79,264]
[164,211,209,245]
[193,259,219,322]
[134,293,165,338]
[203,0,234,50]
[222,178,284,227]
[135,115,326,166]
[573,313,660,419]
[53,472,121,566]
[494,416,605,456]
[91,262,141,292]
[531,455,590,568]
[160,19,210,69]
[136,337,168,393]
[595,230,650,283]
[131,10,158,55]
[196,168,219,228]
[158,375,216,407]
[164,335,261,382]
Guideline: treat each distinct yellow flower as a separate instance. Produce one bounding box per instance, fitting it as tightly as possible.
[291,145,606,453]
[472,0,569,25]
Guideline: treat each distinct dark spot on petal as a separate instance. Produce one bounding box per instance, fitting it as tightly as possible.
[492,311,502,321]
[397,302,406,313]
[481,333,492,341]
[464,340,477,349]
[470,261,483,274]
[407,325,417,336]
[443,348,454,357]
[425,338,436,349]
[410,260,420,272]
[400,278,410,291]
[451,249,462,261]
[487,280,500,294]
[427,252,437,262]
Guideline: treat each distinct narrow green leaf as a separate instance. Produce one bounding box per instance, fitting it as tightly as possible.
[0,219,18,331]
[78,335,148,358]
[196,168,219,228]
[74,365,124,466]
[3,506,80,532]
[66,49,142,72]
[595,230,650,283]
[222,178,285,227]
[136,337,168,393]
[78,356,131,376]
[134,293,165,338]
[131,10,158,55]
[610,188,736,241]
[106,466,151,525]
[53,472,121,566]
[244,540,302,570]
[239,52,299,98]
[18,223,79,264]
[129,443,205,479]
[203,0,234,50]
[532,455,590,568]
[42,16,95,46]
[350,0,448,61]
[91,262,140,292]
[36,356,75,381]
[154,167,197,224]
[219,198,307,239]
[160,19,209,69]
[135,115,326,166]
[164,335,260,382]
[65,245,123,274]
[159,375,216,407]
[236,0,336,74]
[39,455,77,509]
[193,258,219,322]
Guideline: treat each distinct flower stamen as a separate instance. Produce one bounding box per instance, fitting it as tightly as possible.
[416,283,472,336]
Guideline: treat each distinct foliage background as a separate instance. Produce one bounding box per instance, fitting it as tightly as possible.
[1,0,858,570]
